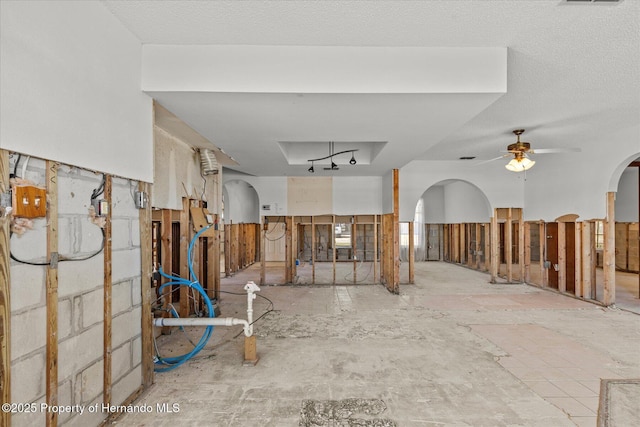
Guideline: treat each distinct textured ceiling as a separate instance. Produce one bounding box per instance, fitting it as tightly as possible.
[102,0,640,176]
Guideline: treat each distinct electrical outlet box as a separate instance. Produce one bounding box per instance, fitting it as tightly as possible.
[92,198,109,217]
[13,185,47,218]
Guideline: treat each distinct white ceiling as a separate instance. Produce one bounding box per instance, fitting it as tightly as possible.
[102,0,640,177]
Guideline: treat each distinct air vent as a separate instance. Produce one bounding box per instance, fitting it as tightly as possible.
[563,0,621,3]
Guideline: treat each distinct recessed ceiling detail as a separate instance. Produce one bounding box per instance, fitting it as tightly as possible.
[277,141,387,166]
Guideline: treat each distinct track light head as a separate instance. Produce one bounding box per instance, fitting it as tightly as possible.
[308,164,314,173]
[331,160,338,169]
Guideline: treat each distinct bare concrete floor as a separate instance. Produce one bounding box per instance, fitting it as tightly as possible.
[117,262,639,426]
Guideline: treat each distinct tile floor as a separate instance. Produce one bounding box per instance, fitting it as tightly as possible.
[113,261,639,427]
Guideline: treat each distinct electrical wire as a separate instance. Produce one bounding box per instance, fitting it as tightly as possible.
[10,228,106,265]
[11,153,22,178]
[219,290,275,339]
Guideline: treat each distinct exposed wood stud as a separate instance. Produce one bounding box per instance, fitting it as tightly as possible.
[224,224,231,277]
[260,219,266,286]
[558,221,566,293]
[409,221,415,284]
[540,222,548,287]
[603,192,616,305]
[519,214,525,283]
[285,216,293,283]
[476,223,482,270]
[524,222,531,283]
[484,223,490,272]
[490,214,499,283]
[0,150,11,427]
[506,208,513,282]
[581,222,592,299]
[373,215,378,283]
[138,182,154,388]
[353,216,358,284]
[45,161,59,427]
[392,169,400,292]
[179,198,190,317]
[311,216,316,285]
[575,222,583,297]
[160,209,173,335]
[103,175,113,406]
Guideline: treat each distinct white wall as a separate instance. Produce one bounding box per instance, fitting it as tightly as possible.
[0,1,153,182]
[422,186,445,223]
[333,176,383,215]
[524,124,640,221]
[616,167,639,222]
[400,160,524,222]
[223,180,260,223]
[223,171,384,216]
[443,181,492,223]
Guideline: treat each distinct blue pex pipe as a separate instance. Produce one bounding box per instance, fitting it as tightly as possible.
[154,225,214,372]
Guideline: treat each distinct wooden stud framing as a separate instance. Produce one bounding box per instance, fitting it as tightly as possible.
[353,216,358,284]
[373,215,378,283]
[138,182,154,388]
[260,219,266,286]
[45,161,59,427]
[557,221,566,293]
[285,216,293,284]
[103,175,113,406]
[540,222,548,287]
[484,223,490,272]
[453,224,460,263]
[603,192,616,305]
[475,224,482,270]
[0,151,10,427]
[409,221,415,284]
[224,224,231,276]
[490,214,499,283]
[207,232,216,300]
[581,222,593,299]
[311,216,316,285]
[179,198,190,317]
[524,222,531,283]
[160,209,173,335]
[519,216,525,283]
[506,208,513,282]
[575,222,583,297]
[392,169,400,293]
[332,216,336,285]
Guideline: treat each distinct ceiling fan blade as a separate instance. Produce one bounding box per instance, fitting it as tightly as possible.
[475,154,509,165]
[530,147,581,154]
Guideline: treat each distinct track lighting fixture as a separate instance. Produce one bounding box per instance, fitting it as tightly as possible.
[307,142,358,173]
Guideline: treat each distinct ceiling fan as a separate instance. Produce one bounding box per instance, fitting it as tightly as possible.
[484,129,581,172]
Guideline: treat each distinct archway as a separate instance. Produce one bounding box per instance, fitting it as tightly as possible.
[406,180,492,271]
[607,154,640,312]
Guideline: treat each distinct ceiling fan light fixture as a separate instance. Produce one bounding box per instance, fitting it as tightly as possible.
[505,156,535,172]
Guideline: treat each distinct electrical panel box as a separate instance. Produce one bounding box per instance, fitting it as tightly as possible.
[13,185,47,218]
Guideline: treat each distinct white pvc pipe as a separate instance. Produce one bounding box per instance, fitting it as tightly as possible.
[152,281,261,338]
[153,317,251,337]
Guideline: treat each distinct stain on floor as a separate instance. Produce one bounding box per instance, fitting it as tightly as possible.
[299,398,396,426]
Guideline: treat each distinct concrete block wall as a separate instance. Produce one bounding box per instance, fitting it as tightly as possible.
[9,156,143,426]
